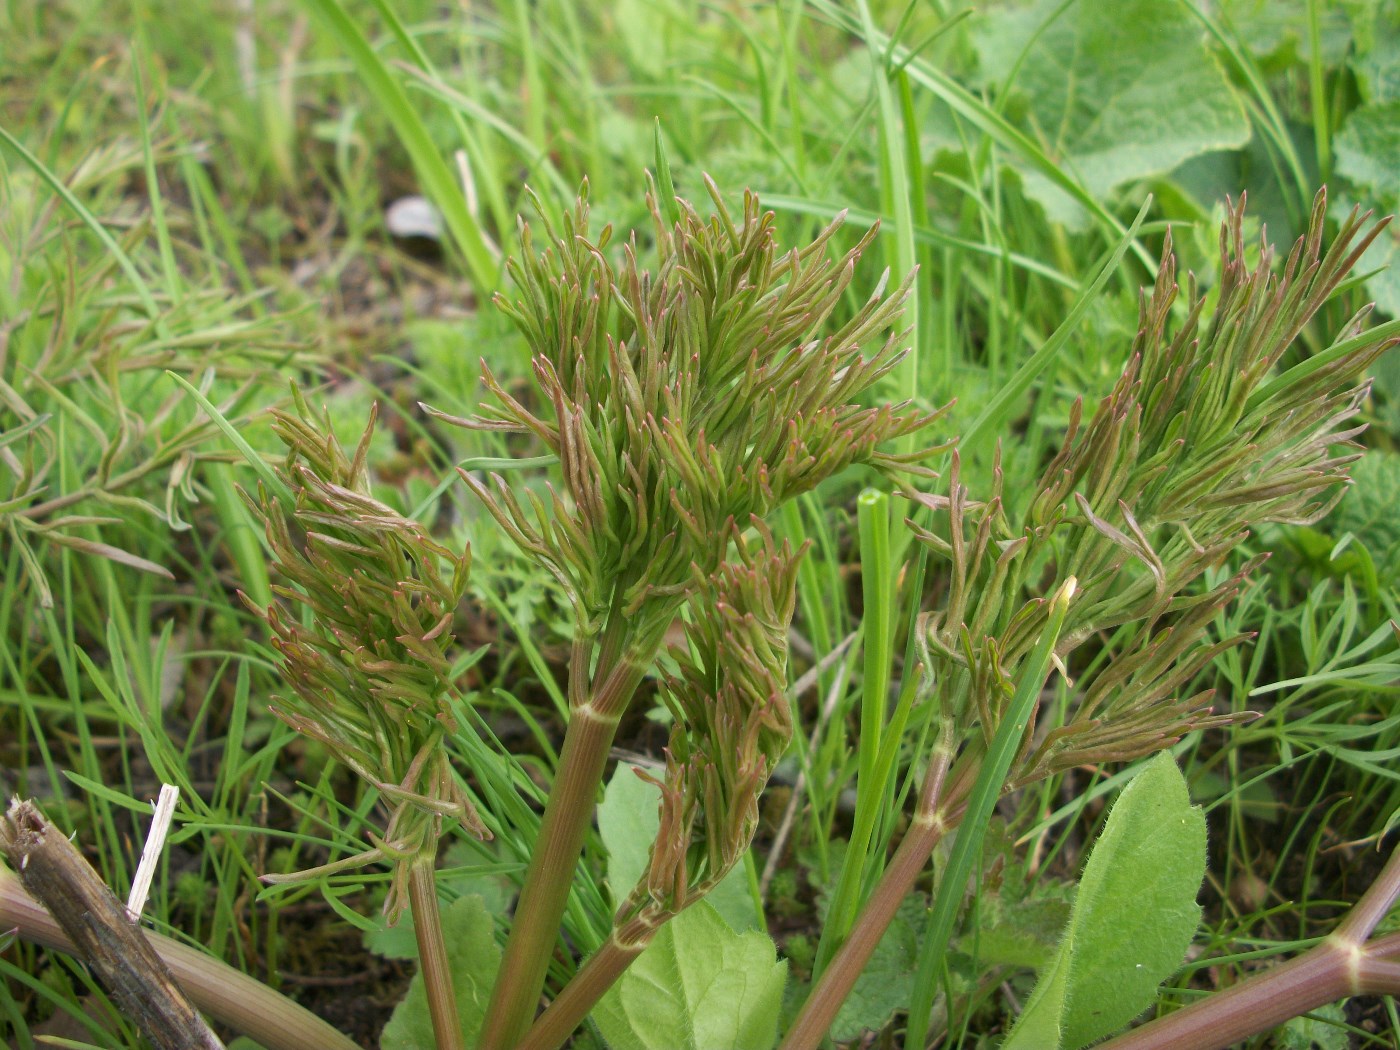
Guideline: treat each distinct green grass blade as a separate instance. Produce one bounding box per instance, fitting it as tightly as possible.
[813,490,895,972]
[363,0,511,245]
[762,194,1080,288]
[958,197,1151,461]
[905,577,1077,1046]
[853,0,919,409]
[209,462,272,609]
[298,0,500,295]
[0,123,163,329]
[164,371,294,508]
[803,0,1149,263]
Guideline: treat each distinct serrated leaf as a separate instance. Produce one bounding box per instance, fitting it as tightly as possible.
[1278,1002,1349,1049]
[969,894,1073,970]
[971,0,1250,227]
[1004,753,1206,1050]
[380,894,501,1050]
[1334,453,1400,571]
[592,901,786,1050]
[599,763,756,933]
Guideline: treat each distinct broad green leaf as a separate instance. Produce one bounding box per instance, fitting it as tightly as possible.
[380,895,501,1050]
[1332,103,1400,318]
[1004,753,1206,1050]
[592,901,786,1050]
[1003,927,1075,1050]
[1218,0,1352,67]
[1336,101,1400,201]
[971,0,1250,226]
[598,763,757,933]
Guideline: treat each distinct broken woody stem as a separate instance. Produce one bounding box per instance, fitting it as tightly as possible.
[0,799,223,1050]
[1099,843,1400,1050]
[0,801,359,1050]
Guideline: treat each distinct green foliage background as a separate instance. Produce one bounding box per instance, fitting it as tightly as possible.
[2,0,1399,1046]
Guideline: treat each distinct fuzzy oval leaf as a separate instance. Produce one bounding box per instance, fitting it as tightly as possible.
[1003,931,1075,1050]
[1005,752,1205,1050]
[592,901,785,1050]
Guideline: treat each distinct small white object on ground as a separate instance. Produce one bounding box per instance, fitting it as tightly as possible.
[385,195,444,240]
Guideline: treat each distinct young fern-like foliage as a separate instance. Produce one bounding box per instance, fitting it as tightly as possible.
[788,190,1398,1050]
[432,178,953,1050]
[622,520,802,933]
[914,191,1394,790]
[245,393,485,920]
[431,177,947,643]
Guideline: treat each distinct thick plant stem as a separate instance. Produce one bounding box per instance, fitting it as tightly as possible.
[408,854,464,1050]
[1098,944,1356,1050]
[0,868,360,1050]
[480,626,650,1050]
[517,923,652,1050]
[1101,844,1400,1050]
[779,813,948,1050]
[782,737,976,1050]
[786,581,1072,1050]
[479,707,628,1047]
